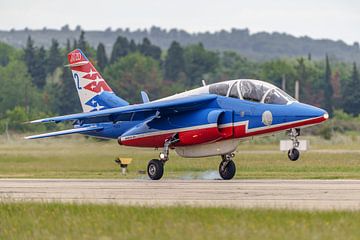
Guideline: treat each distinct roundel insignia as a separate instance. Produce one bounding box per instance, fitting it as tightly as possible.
[262,110,273,126]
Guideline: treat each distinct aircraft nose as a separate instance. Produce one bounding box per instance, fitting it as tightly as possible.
[291,102,329,122]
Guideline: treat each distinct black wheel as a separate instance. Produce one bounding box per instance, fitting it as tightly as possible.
[219,160,236,180]
[288,148,300,161]
[147,159,164,180]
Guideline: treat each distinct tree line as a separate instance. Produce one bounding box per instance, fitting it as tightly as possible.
[0,31,359,133]
[2,26,359,63]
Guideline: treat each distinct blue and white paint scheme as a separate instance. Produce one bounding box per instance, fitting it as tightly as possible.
[26,49,328,180]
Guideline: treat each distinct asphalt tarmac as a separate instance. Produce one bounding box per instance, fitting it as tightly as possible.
[0,179,359,210]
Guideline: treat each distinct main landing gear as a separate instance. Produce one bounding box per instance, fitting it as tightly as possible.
[147,134,179,180]
[287,128,300,161]
[146,134,237,180]
[219,153,236,180]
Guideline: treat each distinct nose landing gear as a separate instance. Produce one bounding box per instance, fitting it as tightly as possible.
[219,153,236,180]
[287,128,300,161]
[147,134,179,180]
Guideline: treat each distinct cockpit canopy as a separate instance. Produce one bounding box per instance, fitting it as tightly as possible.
[208,80,296,105]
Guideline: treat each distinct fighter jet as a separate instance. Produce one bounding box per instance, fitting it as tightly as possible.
[26,49,328,180]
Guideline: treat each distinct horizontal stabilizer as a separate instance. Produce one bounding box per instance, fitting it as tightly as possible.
[25,126,103,139]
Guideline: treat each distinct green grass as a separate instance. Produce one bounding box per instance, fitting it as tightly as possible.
[1,136,360,239]
[0,202,360,240]
[1,135,360,179]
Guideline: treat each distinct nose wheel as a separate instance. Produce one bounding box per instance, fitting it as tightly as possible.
[147,159,164,180]
[287,128,301,161]
[219,153,236,180]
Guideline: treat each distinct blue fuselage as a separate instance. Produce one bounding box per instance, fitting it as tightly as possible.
[85,96,327,148]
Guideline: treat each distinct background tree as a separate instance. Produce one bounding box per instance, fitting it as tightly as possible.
[129,40,137,52]
[52,44,81,114]
[323,55,334,117]
[77,31,87,53]
[105,53,163,103]
[47,39,63,75]
[164,41,185,81]
[110,36,130,64]
[0,60,40,116]
[96,43,108,72]
[183,43,219,86]
[139,38,161,61]
[342,63,360,115]
[260,59,295,90]
[32,46,47,89]
[0,42,15,67]
[214,51,258,82]
[24,36,37,80]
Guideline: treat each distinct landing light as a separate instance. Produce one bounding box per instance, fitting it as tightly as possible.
[323,113,329,119]
[159,153,166,160]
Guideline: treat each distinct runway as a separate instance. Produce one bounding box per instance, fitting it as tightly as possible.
[0,179,360,210]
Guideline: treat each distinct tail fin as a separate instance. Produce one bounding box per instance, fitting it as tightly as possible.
[67,49,129,112]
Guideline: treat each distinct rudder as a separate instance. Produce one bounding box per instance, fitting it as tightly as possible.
[67,49,128,112]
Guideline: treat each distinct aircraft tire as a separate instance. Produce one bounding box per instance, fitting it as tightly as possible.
[288,148,300,161]
[219,160,236,180]
[147,159,164,180]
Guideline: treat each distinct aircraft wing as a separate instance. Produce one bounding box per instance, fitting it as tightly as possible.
[30,94,217,124]
[25,126,104,139]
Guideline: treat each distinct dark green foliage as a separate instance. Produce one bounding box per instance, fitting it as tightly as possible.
[164,41,185,81]
[0,60,40,117]
[77,31,87,54]
[139,38,161,61]
[96,43,108,71]
[129,39,137,52]
[105,53,163,103]
[66,39,71,52]
[184,43,219,86]
[2,27,360,63]
[0,42,14,67]
[260,59,296,90]
[32,46,47,89]
[342,63,360,116]
[110,36,130,64]
[47,39,63,75]
[1,32,360,133]
[215,51,258,82]
[23,36,37,79]
[54,66,81,115]
[76,31,96,57]
[49,43,81,115]
[323,55,334,117]
[24,37,48,89]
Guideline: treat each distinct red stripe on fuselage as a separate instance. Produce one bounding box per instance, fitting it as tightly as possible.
[119,116,326,148]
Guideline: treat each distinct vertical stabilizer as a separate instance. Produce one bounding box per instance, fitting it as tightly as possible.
[67,49,128,112]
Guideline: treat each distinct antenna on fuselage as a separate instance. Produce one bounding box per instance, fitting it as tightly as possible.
[281,74,286,91]
[295,80,300,101]
[202,80,206,86]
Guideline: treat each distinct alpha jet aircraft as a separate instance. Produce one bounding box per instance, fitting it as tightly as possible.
[26,49,328,180]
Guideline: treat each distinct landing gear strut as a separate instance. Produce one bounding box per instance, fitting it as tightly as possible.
[147,134,179,180]
[287,128,300,161]
[219,153,236,180]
